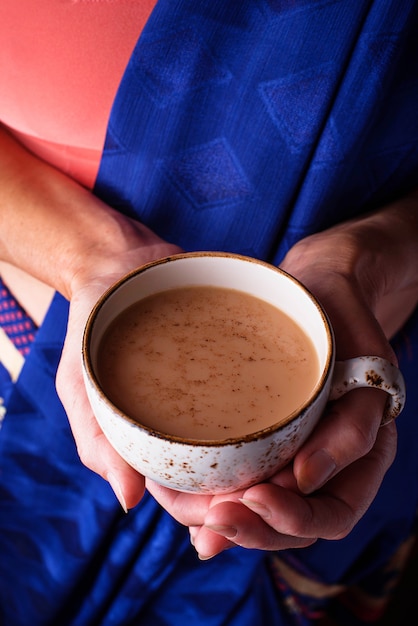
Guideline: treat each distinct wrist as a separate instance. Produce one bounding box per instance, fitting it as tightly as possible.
[282,187,418,343]
[65,207,182,301]
[355,188,418,293]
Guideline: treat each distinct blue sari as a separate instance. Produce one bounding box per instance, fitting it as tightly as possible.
[1,1,418,624]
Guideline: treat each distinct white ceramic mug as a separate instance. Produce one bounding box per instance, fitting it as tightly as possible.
[82,252,406,494]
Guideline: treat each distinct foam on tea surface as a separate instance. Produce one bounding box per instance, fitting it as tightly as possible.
[97,286,319,440]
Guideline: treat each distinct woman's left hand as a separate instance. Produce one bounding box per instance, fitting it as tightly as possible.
[148,193,418,558]
[147,388,396,559]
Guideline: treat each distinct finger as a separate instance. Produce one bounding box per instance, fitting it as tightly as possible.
[146,479,214,527]
[235,420,396,546]
[192,526,236,560]
[189,525,200,546]
[200,421,396,550]
[62,379,146,510]
[202,500,316,552]
[147,482,235,558]
[293,386,394,494]
[57,326,145,510]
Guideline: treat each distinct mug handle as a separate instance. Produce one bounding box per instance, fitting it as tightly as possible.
[329,356,406,426]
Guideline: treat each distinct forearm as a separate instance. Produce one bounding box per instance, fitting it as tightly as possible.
[282,188,418,341]
[0,125,170,300]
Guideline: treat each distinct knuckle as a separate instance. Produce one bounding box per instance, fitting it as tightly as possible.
[348,421,376,456]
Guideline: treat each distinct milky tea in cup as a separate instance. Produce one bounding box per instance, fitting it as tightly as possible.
[82,252,406,494]
[97,284,319,440]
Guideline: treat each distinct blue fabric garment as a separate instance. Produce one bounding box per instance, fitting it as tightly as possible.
[96,0,418,262]
[0,294,281,626]
[1,1,418,625]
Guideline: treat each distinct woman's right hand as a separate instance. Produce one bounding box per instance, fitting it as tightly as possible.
[56,220,183,511]
[56,212,184,510]
[0,124,183,509]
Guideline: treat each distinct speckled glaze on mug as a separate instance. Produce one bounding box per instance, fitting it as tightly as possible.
[82,252,406,494]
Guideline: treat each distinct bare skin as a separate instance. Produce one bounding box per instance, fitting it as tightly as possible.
[1,124,417,559]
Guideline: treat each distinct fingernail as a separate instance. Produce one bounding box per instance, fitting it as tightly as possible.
[299,449,336,494]
[107,473,128,513]
[204,524,238,539]
[198,552,217,561]
[239,498,271,519]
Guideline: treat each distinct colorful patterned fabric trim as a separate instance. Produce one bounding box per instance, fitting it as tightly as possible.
[0,276,38,357]
[268,519,418,626]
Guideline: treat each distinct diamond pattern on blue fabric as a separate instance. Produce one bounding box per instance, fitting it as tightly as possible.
[259,64,337,150]
[101,126,125,155]
[311,119,344,165]
[132,27,232,103]
[160,138,253,209]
